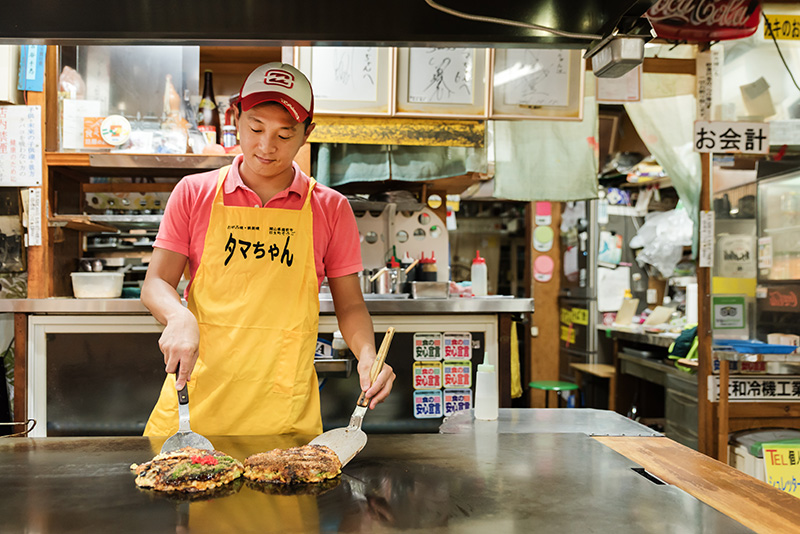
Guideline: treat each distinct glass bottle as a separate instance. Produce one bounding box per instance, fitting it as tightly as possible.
[197,70,221,145]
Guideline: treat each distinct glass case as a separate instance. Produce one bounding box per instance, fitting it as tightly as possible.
[755,160,800,340]
[57,46,202,154]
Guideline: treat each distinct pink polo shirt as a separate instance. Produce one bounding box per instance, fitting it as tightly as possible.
[154,155,362,289]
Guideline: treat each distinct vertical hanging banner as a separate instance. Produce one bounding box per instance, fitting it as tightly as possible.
[27,187,42,247]
[696,47,723,121]
[17,45,46,92]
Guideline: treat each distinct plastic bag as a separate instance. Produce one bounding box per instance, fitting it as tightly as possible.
[629,207,693,277]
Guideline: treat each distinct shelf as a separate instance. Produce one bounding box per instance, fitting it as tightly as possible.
[46,152,235,178]
[51,214,162,232]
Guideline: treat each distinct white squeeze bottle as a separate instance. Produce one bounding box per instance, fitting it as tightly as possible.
[474,356,499,421]
[471,250,487,297]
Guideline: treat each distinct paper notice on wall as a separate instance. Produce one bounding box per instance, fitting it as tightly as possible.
[699,210,715,268]
[27,187,41,246]
[597,265,630,312]
[61,99,103,150]
[0,105,42,186]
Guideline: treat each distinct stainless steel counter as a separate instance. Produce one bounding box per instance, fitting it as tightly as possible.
[0,297,534,315]
[440,408,662,437]
[0,431,752,533]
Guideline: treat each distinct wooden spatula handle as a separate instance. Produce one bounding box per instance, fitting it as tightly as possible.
[357,327,395,407]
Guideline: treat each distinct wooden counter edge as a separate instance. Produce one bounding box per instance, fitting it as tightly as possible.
[594,436,800,534]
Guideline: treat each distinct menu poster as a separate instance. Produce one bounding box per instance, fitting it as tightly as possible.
[0,106,42,186]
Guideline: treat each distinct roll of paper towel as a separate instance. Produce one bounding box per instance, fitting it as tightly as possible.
[686,283,698,325]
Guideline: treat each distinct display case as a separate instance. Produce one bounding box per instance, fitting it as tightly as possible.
[755,160,800,340]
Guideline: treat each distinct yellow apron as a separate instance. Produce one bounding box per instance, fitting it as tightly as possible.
[145,166,322,436]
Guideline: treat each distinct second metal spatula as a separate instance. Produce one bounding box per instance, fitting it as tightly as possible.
[309,327,395,467]
[160,363,213,454]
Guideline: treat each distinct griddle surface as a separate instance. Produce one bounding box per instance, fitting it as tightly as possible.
[0,433,753,533]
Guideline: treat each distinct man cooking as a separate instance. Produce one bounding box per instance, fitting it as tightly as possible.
[142,62,395,436]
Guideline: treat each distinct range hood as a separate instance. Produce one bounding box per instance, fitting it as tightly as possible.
[0,0,654,49]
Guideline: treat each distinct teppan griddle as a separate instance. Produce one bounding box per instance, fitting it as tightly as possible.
[0,433,752,533]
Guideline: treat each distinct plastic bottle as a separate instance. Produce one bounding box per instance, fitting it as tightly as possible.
[420,251,438,281]
[332,331,348,359]
[471,250,487,297]
[474,361,499,421]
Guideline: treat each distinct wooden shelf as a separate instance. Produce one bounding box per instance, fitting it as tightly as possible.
[46,152,235,178]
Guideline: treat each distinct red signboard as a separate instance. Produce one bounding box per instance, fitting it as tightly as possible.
[760,284,800,313]
[647,0,761,43]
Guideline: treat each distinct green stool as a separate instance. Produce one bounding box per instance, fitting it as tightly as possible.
[529,380,579,408]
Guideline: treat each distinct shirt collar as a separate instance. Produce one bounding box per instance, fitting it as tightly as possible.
[224,154,305,200]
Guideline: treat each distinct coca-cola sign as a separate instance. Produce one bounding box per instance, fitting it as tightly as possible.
[647,0,761,43]
[761,285,800,313]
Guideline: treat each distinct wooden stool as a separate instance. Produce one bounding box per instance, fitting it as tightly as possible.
[529,380,579,408]
[570,363,616,411]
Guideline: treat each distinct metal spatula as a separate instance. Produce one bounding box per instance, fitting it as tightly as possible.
[310,327,395,467]
[160,363,213,454]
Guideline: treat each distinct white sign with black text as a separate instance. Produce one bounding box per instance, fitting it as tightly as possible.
[694,121,770,154]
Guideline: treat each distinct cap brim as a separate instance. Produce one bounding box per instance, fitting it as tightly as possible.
[239,91,310,122]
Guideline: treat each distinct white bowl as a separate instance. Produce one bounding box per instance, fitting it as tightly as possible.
[70,272,124,299]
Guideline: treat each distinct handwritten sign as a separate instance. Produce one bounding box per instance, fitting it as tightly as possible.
[764,15,800,40]
[414,332,442,361]
[443,361,472,389]
[310,47,378,102]
[709,375,800,401]
[408,48,475,104]
[763,442,800,497]
[413,389,443,419]
[413,361,442,390]
[694,121,769,154]
[502,49,569,107]
[443,332,471,360]
[0,106,42,186]
[444,389,472,417]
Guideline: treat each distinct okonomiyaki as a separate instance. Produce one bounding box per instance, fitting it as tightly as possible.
[132,447,243,493]
[243,444,342,484]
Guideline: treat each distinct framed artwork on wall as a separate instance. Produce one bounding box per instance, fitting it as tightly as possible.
[294,46,394,116]
[395,47,489,118]
[490,48,585,120]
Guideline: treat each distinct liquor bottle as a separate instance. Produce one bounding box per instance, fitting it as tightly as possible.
[197,70,221,145]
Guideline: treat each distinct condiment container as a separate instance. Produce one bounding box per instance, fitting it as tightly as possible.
[474,362,499,420]
[332,331,349,358]
[70,272,124,299]
[471,250,487,297]
[419,252,438,282]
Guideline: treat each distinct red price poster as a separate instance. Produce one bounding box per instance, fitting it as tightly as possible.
[443,361,472,388]
[443,332,472,360]
[413,361,442,390]
[414,332,442,361]
[444,389,472,416]
[413,390,443,419]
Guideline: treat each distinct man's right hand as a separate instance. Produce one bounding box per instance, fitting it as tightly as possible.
[159,306,200,390]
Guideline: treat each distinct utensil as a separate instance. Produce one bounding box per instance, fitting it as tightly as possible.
[160,363,214,454]
[309,327,395,467]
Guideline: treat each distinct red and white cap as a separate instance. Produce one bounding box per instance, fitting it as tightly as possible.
[236,62,314,123]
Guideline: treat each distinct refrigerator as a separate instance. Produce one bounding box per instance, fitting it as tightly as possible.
[558,199,649,381]
[755,160,800,339]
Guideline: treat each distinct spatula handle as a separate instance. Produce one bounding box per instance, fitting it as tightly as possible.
[175,362,188,405]
[357,327,395,407]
